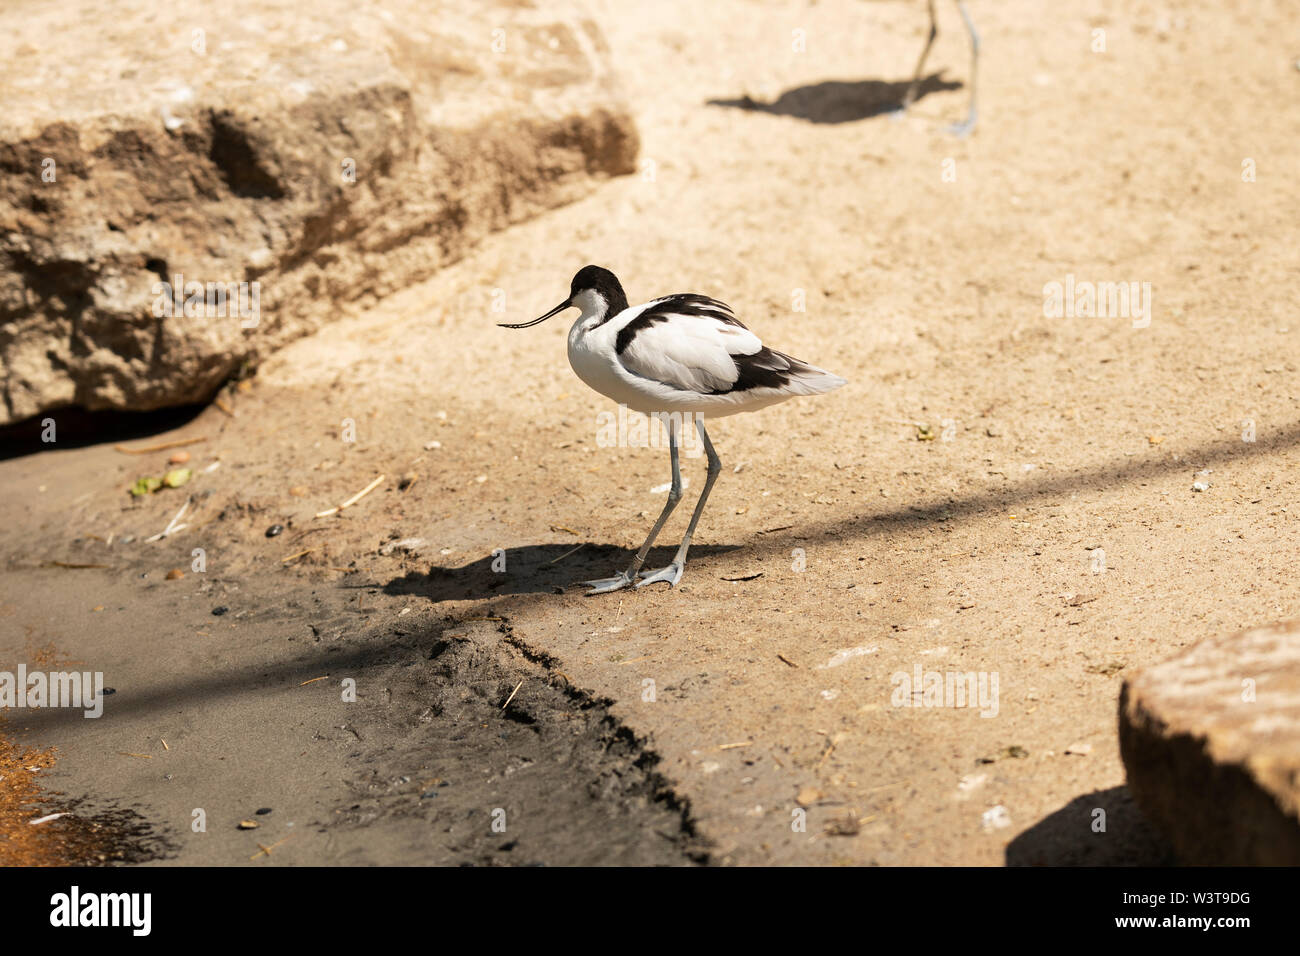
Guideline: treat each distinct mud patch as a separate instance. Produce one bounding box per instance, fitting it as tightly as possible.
[330,617,708,866]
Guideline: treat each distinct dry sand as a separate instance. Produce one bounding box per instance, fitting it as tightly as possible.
[1,0,1298,864]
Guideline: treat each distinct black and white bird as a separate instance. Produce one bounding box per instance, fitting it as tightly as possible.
[500,265,846,595]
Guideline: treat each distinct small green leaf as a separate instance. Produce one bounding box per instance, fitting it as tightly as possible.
[130,476,163,497]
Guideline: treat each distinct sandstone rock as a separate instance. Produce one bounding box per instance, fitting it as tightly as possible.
[1119,620,1300,864]
[0,0,638,424]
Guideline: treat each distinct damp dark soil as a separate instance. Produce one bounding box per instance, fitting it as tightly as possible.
[0,563,704,866]
[331,621,707,865]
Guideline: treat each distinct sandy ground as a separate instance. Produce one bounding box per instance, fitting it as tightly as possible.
[2,0,1299,865]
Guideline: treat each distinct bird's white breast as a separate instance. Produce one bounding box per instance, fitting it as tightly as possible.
[567,312,641,408]
[564,298,674,415]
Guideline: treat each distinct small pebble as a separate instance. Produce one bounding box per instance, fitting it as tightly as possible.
[982,805,1012,831]
[212,606,229,616]
[795,786,823,807]
[380,537,426,556]
[168,450,191,465]
[266,524,284,538]
[255,807,273,815]
[165,569,184,580]
[824,813,860,836]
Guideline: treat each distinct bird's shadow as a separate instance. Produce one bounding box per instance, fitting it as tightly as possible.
[1006,786,1178,867]
[707,73,960,124]
[381,543,742,603]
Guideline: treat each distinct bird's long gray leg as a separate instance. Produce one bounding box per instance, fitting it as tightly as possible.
[897,0,938,115]
[947,1,979,137]
[581,416,682,595]
[637,418,722,589]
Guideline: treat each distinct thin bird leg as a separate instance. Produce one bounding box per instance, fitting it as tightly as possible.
[637,418,722,589]
[947,1,979,137]
[582,416,682,595]
[899,0,938,113]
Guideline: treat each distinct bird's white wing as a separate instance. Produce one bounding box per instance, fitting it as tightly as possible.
[615,296,762,394]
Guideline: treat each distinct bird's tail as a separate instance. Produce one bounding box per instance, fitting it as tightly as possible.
[781,353,847,395]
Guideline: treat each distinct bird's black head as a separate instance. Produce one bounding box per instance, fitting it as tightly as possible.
[498,264,629,329]
[569,265,629,317]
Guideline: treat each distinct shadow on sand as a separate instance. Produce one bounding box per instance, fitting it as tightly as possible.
[380,543,741,603]
[1006,786,1177,866]
[707,73,961,124]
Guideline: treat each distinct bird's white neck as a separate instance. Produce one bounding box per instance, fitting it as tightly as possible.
[569,289,611,335]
